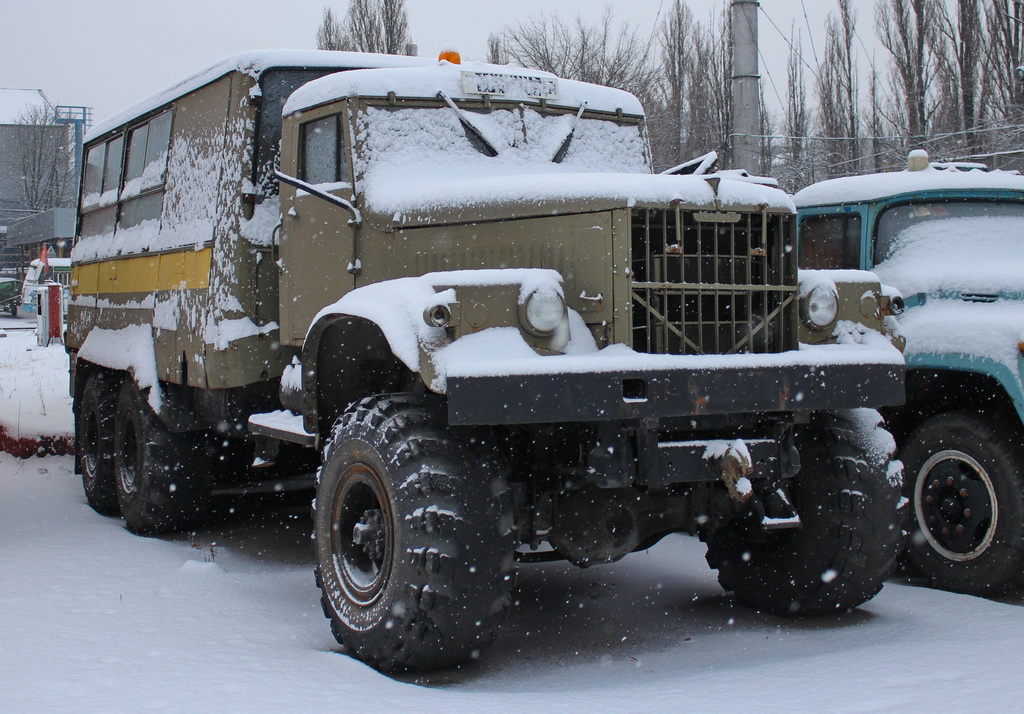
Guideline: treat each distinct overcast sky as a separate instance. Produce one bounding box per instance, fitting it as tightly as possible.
[2,0,845,123]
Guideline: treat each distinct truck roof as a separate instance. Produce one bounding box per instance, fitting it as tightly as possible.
[793,166,1024,208]
[283,61,645,117]
[86,50,433,142]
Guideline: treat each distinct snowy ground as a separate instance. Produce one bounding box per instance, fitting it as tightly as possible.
[2,313,1024,712]
[2,453,1023,712]
[0,313,73,444]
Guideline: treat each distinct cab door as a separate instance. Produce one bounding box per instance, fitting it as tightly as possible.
[278,108,358,346]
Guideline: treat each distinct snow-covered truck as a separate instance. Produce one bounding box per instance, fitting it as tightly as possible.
[69,50,905,671]
[796,150,1024,596]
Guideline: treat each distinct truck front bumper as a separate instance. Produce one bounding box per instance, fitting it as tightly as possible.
[445,352,904,426]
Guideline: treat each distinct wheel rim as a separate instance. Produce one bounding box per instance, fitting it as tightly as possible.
[330,463,394,606]
[914,449,997,561]
[119,415,139,494]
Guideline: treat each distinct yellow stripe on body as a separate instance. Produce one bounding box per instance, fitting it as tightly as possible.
[72,248,212,295]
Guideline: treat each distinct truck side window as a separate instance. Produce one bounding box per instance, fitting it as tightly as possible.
[799,213,861,269]
[301,114,347,185]
[120,110,173,228]
[80,136,123,238]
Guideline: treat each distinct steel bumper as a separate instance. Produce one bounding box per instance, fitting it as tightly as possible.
[446,360,904,426]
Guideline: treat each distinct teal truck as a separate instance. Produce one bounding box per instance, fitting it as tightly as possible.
[795,150,1024,595]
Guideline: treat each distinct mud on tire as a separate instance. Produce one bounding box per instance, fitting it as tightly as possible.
[113,380,211,534]
[900,411,1024,596]
[704,409,903,615]
[313,394,516,672]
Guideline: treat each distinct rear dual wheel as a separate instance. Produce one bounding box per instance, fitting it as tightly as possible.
[77,372,120,516]
[112,380,211,534]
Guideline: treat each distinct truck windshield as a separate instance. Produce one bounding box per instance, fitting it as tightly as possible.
[355,102,650,180]
[875,200,1024,264]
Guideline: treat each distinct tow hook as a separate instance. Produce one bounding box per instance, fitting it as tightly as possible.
[704,440,754,503]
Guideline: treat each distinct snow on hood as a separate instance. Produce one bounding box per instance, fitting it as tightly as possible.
[342,92,792,224]
[793,166,1024,207]
[874,216,1024,296]
[87,50,432,141]
[284,61,644,117]
[372,172,796,227]
[898,300,1024,371]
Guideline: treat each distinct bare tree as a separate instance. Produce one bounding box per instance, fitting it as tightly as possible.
[316,7,352,51]
[816,0,860,176]
[679,7,732,165]
[486,33,509,65]
[497,8,658,101]
[651,0,700,163]
[983,0,1024,133]
[875,0,941,140]
[316,1,412,55]
[14,106,76,213]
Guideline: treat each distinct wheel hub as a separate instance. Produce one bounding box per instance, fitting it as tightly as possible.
[352,509,386,562]
[330,464,393,606]
[915,450,997,561]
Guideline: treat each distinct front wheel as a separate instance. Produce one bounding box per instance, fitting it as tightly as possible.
[703,409,903,615]
[900,411,1024,595]
[313,394,516,672]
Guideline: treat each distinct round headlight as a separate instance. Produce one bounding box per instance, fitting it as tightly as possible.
[802,284,838,330]
[523,290,566,336]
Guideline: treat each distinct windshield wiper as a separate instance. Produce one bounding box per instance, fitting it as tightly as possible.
[437,91,500,157]
[551,104,587,163]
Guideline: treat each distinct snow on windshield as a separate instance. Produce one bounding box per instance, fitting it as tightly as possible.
[353,103,650,217]
[874,213,1024,295]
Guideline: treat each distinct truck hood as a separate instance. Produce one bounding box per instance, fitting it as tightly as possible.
[361,170,795,229]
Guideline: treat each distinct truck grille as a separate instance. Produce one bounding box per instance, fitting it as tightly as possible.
[631,208,797,355]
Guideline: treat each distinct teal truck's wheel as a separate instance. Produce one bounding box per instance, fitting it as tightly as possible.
[704,410,903,615]
[900,411,1024,595]
[313,394,516,672]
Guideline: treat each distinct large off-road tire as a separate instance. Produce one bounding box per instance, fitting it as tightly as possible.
[900,411,1024,595]
[77,372,120,516]
[112,380,211,534]
[703,409,903,615]
[313,394,516,672]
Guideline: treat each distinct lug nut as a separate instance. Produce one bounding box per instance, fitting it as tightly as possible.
[925,495,933,504]
[942,527,950,536]
[956,525,965,535]
[960,489,968,498]
[947,477,955,486]
[964,509,972,518]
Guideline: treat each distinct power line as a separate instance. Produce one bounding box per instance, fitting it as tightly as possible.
[799,0,821,71]
[734,121,1024,143]
[759,5,821,83]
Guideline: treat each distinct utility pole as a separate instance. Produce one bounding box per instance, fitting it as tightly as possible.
[731,0,760,171]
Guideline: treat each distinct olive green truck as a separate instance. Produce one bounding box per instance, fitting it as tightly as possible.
[69,50,906,671]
